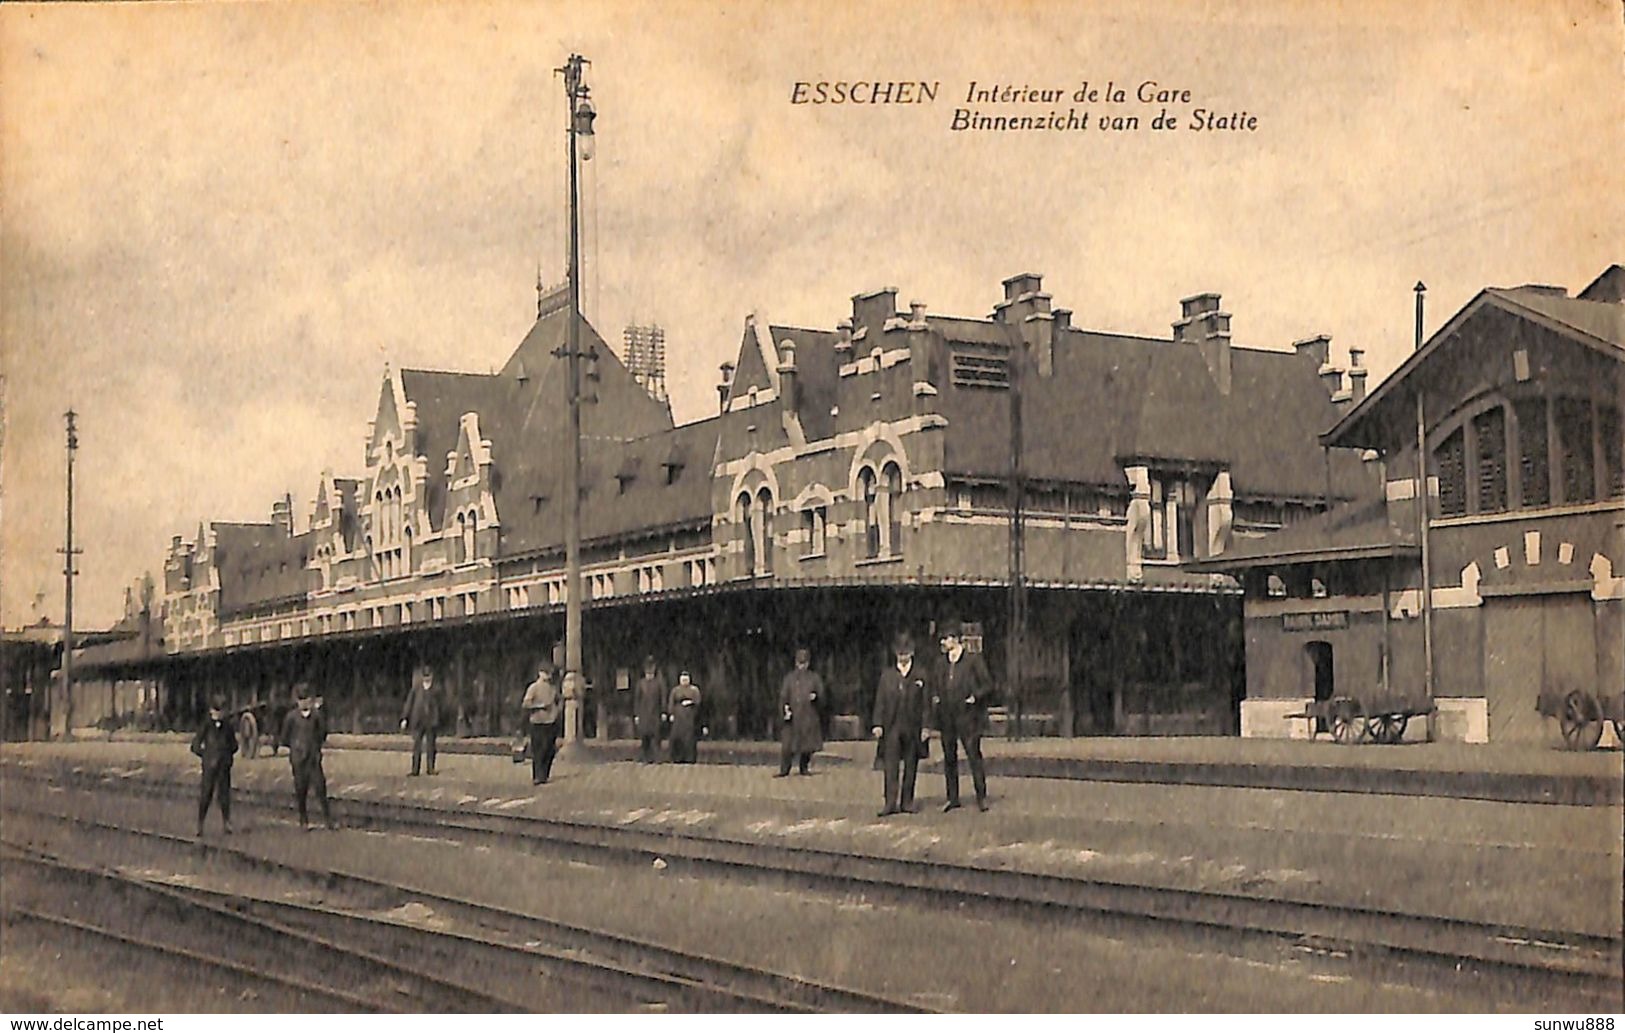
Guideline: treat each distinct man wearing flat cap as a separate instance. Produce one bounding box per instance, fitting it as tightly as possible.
[776,647,824,777]
[935,619,993,811]
[871,630,927,816]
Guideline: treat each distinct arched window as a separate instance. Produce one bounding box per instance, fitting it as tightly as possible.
[756,487,774,574]
[737,492,756,575]
[882,462,903,557]
[463,510,478,561]
[454,513,467,564]
[860,467,880,559]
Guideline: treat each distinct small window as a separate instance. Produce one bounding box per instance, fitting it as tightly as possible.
[1435,428,1467,517]
[1516,398,1550,508]
[1555,398,1596,503]
[950,352,1010,389]
[1599,404,1623,499]
[1473,407,1507,513]
[1266,574,1287,598]
[664,462,683,485]
[803,506,827,557]
[1311,577,1329,599]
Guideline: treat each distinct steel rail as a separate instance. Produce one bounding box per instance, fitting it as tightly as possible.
[1,804,934,1014]
[8,763,1621,997]
[0,845,525,1013]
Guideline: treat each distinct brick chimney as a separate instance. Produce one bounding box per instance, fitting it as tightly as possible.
[1173,293,1231,395]
[271,495,294,536]
[851,288,900,343]
[994,273,1055,376]
[1347,347,1368,403]
[776,340,798,414]
[1293,334,1331,367]
[717,361,735,414]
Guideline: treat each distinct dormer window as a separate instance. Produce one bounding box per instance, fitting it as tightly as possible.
[664,462,683,485]
[1266,574,1287,598]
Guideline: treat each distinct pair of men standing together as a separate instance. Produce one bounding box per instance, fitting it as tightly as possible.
[872,621,992,817]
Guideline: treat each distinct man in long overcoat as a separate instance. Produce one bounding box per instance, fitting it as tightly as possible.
[871,631,927,817]
[400,664,442,776]
[776,647,824,777]
[934,620,993,811]
[191,696,238,836]
[634,656,666,764]
[280,685,335,830]
[667,671,701,764]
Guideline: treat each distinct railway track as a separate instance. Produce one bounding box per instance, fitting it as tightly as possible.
[0,804,934,1014]
[5,761,1621,1009]
[1,844,531,1012]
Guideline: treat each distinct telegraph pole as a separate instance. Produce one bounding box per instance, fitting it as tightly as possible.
[555,54,596,747]
[1006,339,1026,740]
[1413,282,1437,740]
[59,410,82,739]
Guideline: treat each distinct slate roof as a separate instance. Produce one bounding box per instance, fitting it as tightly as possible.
[214,523,314,617]
[1185,495,1417,572]
[397,368,505,533]
[1324,273,1625,450]
[938,325,1371,501]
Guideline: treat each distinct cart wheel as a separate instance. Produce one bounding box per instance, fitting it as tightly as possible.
[1330,701,1366,744]
[238,712,260,759]
[1371,714,1407,744]
[1559,691,1603,751]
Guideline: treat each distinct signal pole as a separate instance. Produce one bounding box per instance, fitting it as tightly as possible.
[58,410,82,739]
[554,54,596,747]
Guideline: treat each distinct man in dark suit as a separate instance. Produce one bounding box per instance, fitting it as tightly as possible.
[871,631,927,817]
[934,620,992,812]
[191,696,238,836]
[634,656,666,764]
[280,685,336,830]
[400,664,442,776]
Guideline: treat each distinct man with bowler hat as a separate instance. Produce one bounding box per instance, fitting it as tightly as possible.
[934,619,992,812]
[191,696,237,836]
[279,684,336,830]
[634,655,666,764]
[776,647,824,777]
[400,664,442,776]
[871,631,927,816]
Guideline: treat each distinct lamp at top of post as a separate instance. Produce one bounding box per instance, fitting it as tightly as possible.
[574,87,596,161]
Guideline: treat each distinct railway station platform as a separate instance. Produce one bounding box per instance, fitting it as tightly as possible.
[3,737,1621,941]
[69,726,1625,805]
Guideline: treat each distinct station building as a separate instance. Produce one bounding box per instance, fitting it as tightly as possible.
[1192,267,1624,744]
[86,273,1371,741]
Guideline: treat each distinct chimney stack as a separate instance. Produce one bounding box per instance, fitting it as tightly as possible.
[776,340,798,414]
[1347,347,1368,403]
[851,288,900,343]
[995,274,1056,376]
[271,495,294,536]
[1175,293,1232,395]
[1293,334,1331,367]
[717,362,736,414]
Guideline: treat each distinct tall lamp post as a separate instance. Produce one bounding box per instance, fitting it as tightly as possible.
[556,54,595,746]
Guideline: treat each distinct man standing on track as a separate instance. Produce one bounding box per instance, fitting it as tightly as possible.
[280,685,336,830]
[776,647,824,777]
[934,620,992,812]
[400,664,442,777]
[191,696,237,837]
[521,660,563,785]
[872,631,927,817]
[634,655,666,764]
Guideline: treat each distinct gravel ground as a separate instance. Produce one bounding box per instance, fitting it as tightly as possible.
[4,783,1579,1013]
[8,741,1617,937]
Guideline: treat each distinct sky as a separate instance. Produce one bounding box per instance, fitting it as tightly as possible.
[2,0,1622,629]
